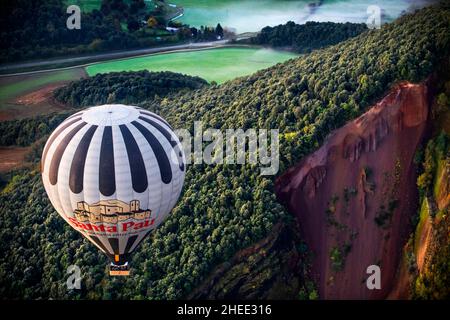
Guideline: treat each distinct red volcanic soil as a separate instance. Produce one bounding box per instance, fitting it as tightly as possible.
[0,83,68,121]
[0,146,31,172]
[276,82,430,299]
[14,83,63,105]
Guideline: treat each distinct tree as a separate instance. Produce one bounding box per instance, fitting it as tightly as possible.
[147,16,159,28]
[215,23,224,39]
[127,19,140,32]
[1,5,450,300]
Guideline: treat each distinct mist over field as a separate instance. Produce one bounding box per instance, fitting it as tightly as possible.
[171,0,433,32]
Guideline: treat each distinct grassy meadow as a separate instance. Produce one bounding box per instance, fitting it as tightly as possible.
[86,47,298,83]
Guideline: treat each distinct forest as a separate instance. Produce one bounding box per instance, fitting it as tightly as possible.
[0,0,224,63]
[0,5,449,299]
[247,21,368,53]
[53,70,208,107]
[412,104,449,299]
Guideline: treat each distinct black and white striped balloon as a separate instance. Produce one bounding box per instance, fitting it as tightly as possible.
[41,105,185,265]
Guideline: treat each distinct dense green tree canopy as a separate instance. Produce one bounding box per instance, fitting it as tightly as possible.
[248,21,368,53]
[0,0,219,63]
[54,71,208,107]
[0,5,449,299]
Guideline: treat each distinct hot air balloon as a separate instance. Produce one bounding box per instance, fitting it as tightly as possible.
[41,105,185,275]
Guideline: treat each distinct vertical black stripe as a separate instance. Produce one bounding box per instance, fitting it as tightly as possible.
[139,111,173,129]
[131,121,172,184]
[99,126,116,196]
[49,122,87,185]
[124,235,138,254]
[139,116,184,171]
[90,235,113,257]
[42,117,82,170]
[139,116,177,147]
[119,125,148,193]
[108,238,119,255]
[69,125,98,193]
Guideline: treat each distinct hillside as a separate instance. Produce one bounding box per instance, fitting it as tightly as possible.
[0,5,449,299]
[408,71,450,299]
[54,71,208,107]
[0,0,218,63]
[276,81,431,298]
[247,21,368,53]
[412,133,449,299]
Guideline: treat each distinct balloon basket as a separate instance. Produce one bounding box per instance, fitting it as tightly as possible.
[109,262,130,276]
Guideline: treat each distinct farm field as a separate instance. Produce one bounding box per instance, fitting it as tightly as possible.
[86,47,298,83]
[0,69,86,106]
[0,68,86,120]
[66,0,157,12]
[66,0,102,12]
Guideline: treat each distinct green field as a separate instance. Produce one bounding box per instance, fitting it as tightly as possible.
[66,0,157,12]
[66,0,101,12]
[86,47,298,83]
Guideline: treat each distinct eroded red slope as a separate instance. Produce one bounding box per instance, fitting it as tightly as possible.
[276,82,430,299]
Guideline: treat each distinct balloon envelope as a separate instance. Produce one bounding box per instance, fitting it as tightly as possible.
[41,105,185,266]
